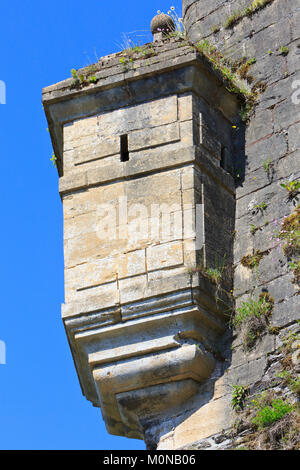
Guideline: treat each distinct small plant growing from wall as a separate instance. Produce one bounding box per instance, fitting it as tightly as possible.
[235,57,256,83]
[289,378,300,397]
[250,220,269,236]
[117,41,158,73]
[240,103,251,121]
[120,40,156,59]
[211,24,220,34]
[280,180,300,201]
[187,255,227,288]
[232,292,274,350]
[271,206,300,286]
[232,385,249,411]
[50,153,57,168]
[70,68,80,88]
[85,65,97,75]
[251,395,294,429]
[279,46,289,56]
[289,261,300,286]
[263,157,274,182]
[253,202,268,214]
[268,324,281,335]
[263,156,271,171]
[278,206,300,258]
[192,39,263,121]
[88,75,98,84]
[204,267,224,285]
[119,56,128,71]
[70,66,101,89]
[241,249,266,270]
[224,10,243,29]
[229,327,300,449]
[250,224,259,235]
[187,254,229,303]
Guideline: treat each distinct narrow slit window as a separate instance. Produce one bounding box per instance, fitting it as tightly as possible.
[120,134,129,162]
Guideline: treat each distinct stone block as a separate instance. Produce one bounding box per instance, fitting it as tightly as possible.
[181,165,195,191]
[65,249,146,292]
[119,275,147,304]
[59,170,88,195]
[65,279,119,306]
[288,121,300,153]
[147,267,191,297]
[249,52,285,86]
[62,149,75,172]
[199,118,221,160]
[180,120,194,146]
[97,95,178,137]
[125,169,181,204]
[272,295,300,327]
[245,133,287,173]
[236,167,271,199]
[287,41,300,74]
[245,19,291,60]
[233,263,256,297]
[224,355,268,388]
[291,8,300,41]
[64,115,98,143]
[178,93,193,122]
[64,232,129,268]
[234,227,254,265]
[257,247,289,286]
[277,150,300,181]
[173,394,233,448]
[74,135,120,165]
[254,272,298,305]
[246,109,273,145]
[128,122,180,152]
[274,97,300,132]
[259,76,295,111]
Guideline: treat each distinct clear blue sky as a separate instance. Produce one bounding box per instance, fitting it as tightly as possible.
[0,0,182,450]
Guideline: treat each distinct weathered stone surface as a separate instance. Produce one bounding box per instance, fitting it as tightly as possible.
[246,109,274,145]
[147,241,184,272]
[73,135,120,165]
[128,122,180,151]
[288,121,300,153]
[272,295,300,327]
[245,133,287,173]
[173,394,233,449]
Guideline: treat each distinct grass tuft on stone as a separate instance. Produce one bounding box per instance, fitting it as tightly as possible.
[224,0,274,30]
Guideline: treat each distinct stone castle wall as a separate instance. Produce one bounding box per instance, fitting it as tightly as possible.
[178,0,300,449]
[44,36,242,448]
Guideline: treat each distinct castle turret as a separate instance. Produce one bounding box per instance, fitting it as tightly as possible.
[43,1,300,450]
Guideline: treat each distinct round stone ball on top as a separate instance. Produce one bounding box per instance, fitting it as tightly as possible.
[151,12,175,35]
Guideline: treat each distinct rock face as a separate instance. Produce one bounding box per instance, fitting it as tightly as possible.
[43,0,300,450]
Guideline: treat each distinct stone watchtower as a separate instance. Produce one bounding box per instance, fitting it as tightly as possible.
[43,13,244,449]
